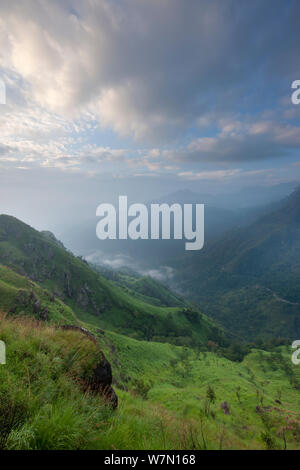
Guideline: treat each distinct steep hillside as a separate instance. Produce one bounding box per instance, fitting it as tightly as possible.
[0,214,224,347]
[171,188,300,340]
[91,264,186,307]
[0,264,77,324]
[1,215,300,449]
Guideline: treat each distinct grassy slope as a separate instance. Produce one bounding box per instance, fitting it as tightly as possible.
[0,313,113,450]
[2,311,300,450]
[0,262,299,449]
[0,260,216,347]
[0,265,77,324]
[0,214,223,347]
[92,264,186,308]
[1,215,300,449]
[96,331,300,450]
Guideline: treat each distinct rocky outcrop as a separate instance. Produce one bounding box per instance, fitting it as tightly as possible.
[60,324,118,409]
[77,286,90,309]
[221,401,230,415]
[75,282,108,316]
[60,324,98,344]
[9,288,49,321]
[39,306,49,321]
[63,272,73,298]
[88,351,118,409]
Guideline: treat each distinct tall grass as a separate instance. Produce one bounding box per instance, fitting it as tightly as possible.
[1,313,300,450]
[0,313,210,450]
[0,313,112,449]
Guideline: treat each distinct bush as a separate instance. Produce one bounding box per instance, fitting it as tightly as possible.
[132,378,153,399]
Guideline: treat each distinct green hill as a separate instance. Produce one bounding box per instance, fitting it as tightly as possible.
[0,214,224,348]
[1,215,300,449]
[171,187,300,341]
[1,312,300,450]
[91,263,186,307]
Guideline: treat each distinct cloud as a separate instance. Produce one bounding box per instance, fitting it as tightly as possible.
[1,0,299,144]
[0,0,300,187]
[178,170,241,180]
[178,168,271,181]
[85,250,176,282]
[141,266,175,283]
[85,251,135,270]
[160,117,300,163]
[0,143,11,155]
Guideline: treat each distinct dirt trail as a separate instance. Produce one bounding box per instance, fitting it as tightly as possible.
[254,285,300,306]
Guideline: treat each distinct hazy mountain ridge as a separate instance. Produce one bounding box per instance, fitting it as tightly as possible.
[169,187,300,340]
[59,183,297,266]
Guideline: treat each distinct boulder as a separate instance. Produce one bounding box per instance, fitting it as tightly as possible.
[33,300,41,313]
[88,353,118,409]
[60,324,118,409]
[39,307,49,321]
[221,401,230,415]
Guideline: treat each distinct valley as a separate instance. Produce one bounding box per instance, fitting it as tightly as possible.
[0,211,300,449]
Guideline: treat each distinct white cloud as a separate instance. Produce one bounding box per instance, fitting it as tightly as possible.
[1,0,298,143]
[178,168,272,181]
[141,266,175,282]
[0,0,299,179]
[178,169,241,180]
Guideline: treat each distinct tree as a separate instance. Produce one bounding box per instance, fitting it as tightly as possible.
[206,385,216,404]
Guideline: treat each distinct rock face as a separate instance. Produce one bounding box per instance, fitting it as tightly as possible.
[9,289,49,321]
[221,401,230,415]
[89,351,118,409]
[60,324,118,409]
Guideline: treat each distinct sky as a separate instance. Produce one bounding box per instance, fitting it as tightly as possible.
[0,0,300,232]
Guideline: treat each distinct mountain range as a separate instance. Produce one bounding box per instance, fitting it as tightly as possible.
[59,184,294,268]
[1,208,300,449]
[169,187,300,341]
